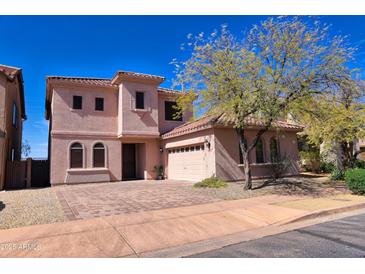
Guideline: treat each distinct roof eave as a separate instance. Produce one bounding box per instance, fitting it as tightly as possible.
[162,122,303,139]
[111,71,165,85]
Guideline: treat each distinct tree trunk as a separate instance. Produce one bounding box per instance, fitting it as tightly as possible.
[348,141,356,168]
[335,144,345,172]
[236,127,252,190]
[243,151,252,190]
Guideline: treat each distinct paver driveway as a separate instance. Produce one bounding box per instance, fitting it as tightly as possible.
[54,180,221,220]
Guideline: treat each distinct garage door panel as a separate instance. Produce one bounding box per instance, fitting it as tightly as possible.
[168,147,207,181]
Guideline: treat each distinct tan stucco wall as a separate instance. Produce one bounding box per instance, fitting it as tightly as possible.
[50,136,122,185]
[0,75,6,189]
[5,80,23,161]
[118,81,160,137]
[0,75,23,189]
[50,135,160,185]
[214,127,300,181]
[51,85,118,135]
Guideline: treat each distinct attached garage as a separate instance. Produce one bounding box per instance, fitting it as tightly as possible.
[167,144,207,181]
[162,113,303,182]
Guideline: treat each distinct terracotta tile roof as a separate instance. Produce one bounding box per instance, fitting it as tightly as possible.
[47,76,117,88]
[47,70,167,88]
[157,87,181,95]
[216,113,304,130]
[162,113,304,139]
[46,75,181,95]
[0,64,21,80]
[111,70,165,85]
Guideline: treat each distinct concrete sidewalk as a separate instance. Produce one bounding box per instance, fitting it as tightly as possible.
[0,194,364,258]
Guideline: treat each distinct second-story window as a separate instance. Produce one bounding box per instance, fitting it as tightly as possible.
[165,101,182,121]
[135,92,144,109]
[95,97,104,111]
[12,103,18,128]
[73,95,82,110]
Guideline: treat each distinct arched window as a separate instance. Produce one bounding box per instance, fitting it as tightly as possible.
[238,138,248,165]
[70,142,83,168]
[93,143,105,168]
[255,138,265,163]
[270,138,280,163]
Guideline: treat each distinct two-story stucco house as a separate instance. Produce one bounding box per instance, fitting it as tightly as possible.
[0,65,26,190]
[45,70,303,186]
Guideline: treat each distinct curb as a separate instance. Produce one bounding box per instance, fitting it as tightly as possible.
[277,201,365,226]
[140,203,365,258]
[140,206,365,258]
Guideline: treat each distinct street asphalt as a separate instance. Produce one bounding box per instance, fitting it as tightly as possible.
[188,213,365,258]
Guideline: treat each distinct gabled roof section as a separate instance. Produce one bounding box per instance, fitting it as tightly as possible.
[0,64,26,119]
[162,113,304,139]
[0,64,20,81]
[111,70,165,85]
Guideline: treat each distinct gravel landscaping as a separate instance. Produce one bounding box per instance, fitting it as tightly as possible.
[0,188,66,230]
[190,175,349,200]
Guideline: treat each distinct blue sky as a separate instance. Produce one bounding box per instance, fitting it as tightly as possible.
[1,16,365,158]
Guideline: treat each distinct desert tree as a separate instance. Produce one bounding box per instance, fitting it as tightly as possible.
[172,16,356,190]
[21,140,31,158]
[291,77,365,171]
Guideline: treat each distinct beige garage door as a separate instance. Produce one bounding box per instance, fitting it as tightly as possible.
[167,144,207,181]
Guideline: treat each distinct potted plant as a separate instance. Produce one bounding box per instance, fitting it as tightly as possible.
[153,165,164,180]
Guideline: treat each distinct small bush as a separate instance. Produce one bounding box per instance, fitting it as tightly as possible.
[153,165,164,179]
[194,177,227,188]
[320,162,335,173]
[345,169,365,195]
[330,168,345,181]
[354,159,365,169]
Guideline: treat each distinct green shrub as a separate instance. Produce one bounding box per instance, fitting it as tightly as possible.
[194,177,227,188]
[153,165,164,179]
[354,159,365,169]
[345,169,365,195]
[320,162,335,173]
[330,168,345,181]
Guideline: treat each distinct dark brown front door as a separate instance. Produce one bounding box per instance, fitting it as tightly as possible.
[122,144,136,180]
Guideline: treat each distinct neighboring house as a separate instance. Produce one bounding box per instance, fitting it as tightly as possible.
[357,139,365,161]
[0,65,26,190]
[45,70,302,185]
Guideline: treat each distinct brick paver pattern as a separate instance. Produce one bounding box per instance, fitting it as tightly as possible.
[55,180,221,220]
